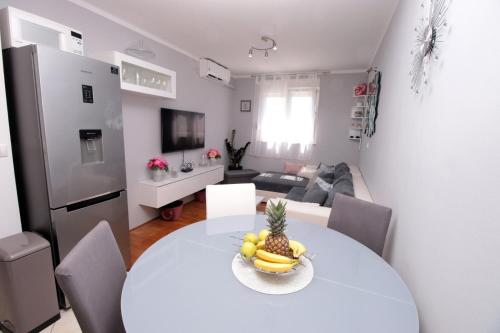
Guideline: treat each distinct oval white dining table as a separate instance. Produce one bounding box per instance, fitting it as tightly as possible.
[121,215,419,333]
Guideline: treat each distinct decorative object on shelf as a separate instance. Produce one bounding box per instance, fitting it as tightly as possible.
[124,40,155,60]
[170,167,178,178]
[349,128,362,141]
[200,152,208,167]
[225,129,251,170]
[240,100,252,112]
[410,0,449,93]
[180,162,194,173]
[248,36,278,58]
[353,83,367,96]
[351,122,363,130]
[365,68,382,138]
[207,148,222,166]
[351,109,364,118]
[147,157,169,182]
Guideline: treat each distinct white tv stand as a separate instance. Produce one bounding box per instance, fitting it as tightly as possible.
[138,165,224,208]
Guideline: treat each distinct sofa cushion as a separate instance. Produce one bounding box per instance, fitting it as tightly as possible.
[315,176,333,191]
[318,163,335,181]
[285,187,308,202]
[302,180,329,205]
[323,174,355,207]
[297,165,318,179]
[333,162,350,179]
[284,161,304,175]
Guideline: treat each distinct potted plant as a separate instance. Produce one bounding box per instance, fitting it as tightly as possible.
[147,157,169,182]
[225,129,250,170]
[207,148,221,166]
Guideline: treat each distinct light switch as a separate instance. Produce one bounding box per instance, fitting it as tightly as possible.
[0,144,9,157]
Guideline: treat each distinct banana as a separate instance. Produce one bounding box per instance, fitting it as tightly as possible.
[254,259,297,273]
[256,249,297,264]
[289,240,307,258]
[256,240,266,250]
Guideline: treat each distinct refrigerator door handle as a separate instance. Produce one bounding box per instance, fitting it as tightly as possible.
[66,191,121,212]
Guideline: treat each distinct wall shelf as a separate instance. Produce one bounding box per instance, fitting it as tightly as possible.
[138,165,224,208]
[95,51,176,99]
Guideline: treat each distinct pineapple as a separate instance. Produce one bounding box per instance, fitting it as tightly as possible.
[264,200,290,257]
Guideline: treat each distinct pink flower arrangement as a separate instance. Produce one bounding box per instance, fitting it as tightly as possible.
[354,83,367,96]
[147,157,169,171]
[207,148,221,159]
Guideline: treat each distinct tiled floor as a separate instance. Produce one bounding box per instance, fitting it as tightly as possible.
[40,309,81,333]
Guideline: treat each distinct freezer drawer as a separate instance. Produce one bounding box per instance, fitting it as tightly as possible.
[51,191,130,266]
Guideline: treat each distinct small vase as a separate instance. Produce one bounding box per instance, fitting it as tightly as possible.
[151,169,166,182]
[209,158,216,166]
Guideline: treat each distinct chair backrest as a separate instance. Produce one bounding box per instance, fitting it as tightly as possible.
[328,193,392,256]
[206,183,256,219]
[55,221,126,333]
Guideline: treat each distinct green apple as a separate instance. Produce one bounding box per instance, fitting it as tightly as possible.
[243,232,258,244]
[240,241,256,260]
[258,229,270,241]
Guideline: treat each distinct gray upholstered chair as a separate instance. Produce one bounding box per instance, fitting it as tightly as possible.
[55,221,126,333]
[327,193,392,256]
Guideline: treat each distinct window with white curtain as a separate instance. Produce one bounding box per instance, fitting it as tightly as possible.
[251,74,320,160]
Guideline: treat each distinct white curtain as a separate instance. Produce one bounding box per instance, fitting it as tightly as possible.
[251,74,320,161]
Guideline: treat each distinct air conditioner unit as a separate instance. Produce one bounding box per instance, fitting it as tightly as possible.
[199,58,230,84]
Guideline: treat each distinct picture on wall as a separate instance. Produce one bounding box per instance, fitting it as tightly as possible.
[240,100,252,112]
[364,69,381,138]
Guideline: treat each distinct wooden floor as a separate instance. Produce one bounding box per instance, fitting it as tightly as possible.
[129,200,266,265]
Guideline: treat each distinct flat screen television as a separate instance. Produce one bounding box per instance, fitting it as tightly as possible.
[161,108,205,153]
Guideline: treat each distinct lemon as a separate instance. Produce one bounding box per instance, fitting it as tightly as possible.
[240,241,256,260]
[243,232,258,244]
[258,229,270,241]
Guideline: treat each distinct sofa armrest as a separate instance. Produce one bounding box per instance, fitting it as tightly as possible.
[267,198,330,227]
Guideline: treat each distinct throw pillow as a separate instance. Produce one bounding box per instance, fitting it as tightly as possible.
[302,183,328,205]
[315,176,333,192]
[284,161,304,175]
[317,162,335,181]
[333,162,350,179]
[305,173,318,190]
[285,187,307,202]
[323,174,354,207]
[297,165,318,179]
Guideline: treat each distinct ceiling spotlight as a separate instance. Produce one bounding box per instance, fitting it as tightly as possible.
[248,36,277,58]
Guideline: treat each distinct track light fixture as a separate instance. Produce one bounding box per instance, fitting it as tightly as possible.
[248,36,277,58]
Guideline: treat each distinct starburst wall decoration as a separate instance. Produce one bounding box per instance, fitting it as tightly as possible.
[410,0,449,94]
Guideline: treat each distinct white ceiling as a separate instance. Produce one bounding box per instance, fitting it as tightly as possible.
[70,0,399,75]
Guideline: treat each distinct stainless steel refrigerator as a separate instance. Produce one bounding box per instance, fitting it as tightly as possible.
[3,45,130,308]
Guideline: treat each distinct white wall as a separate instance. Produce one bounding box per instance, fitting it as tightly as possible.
[0,36,21,239]
[1,0,232,229]
[230,73,365,172]
[359,1,500,332]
